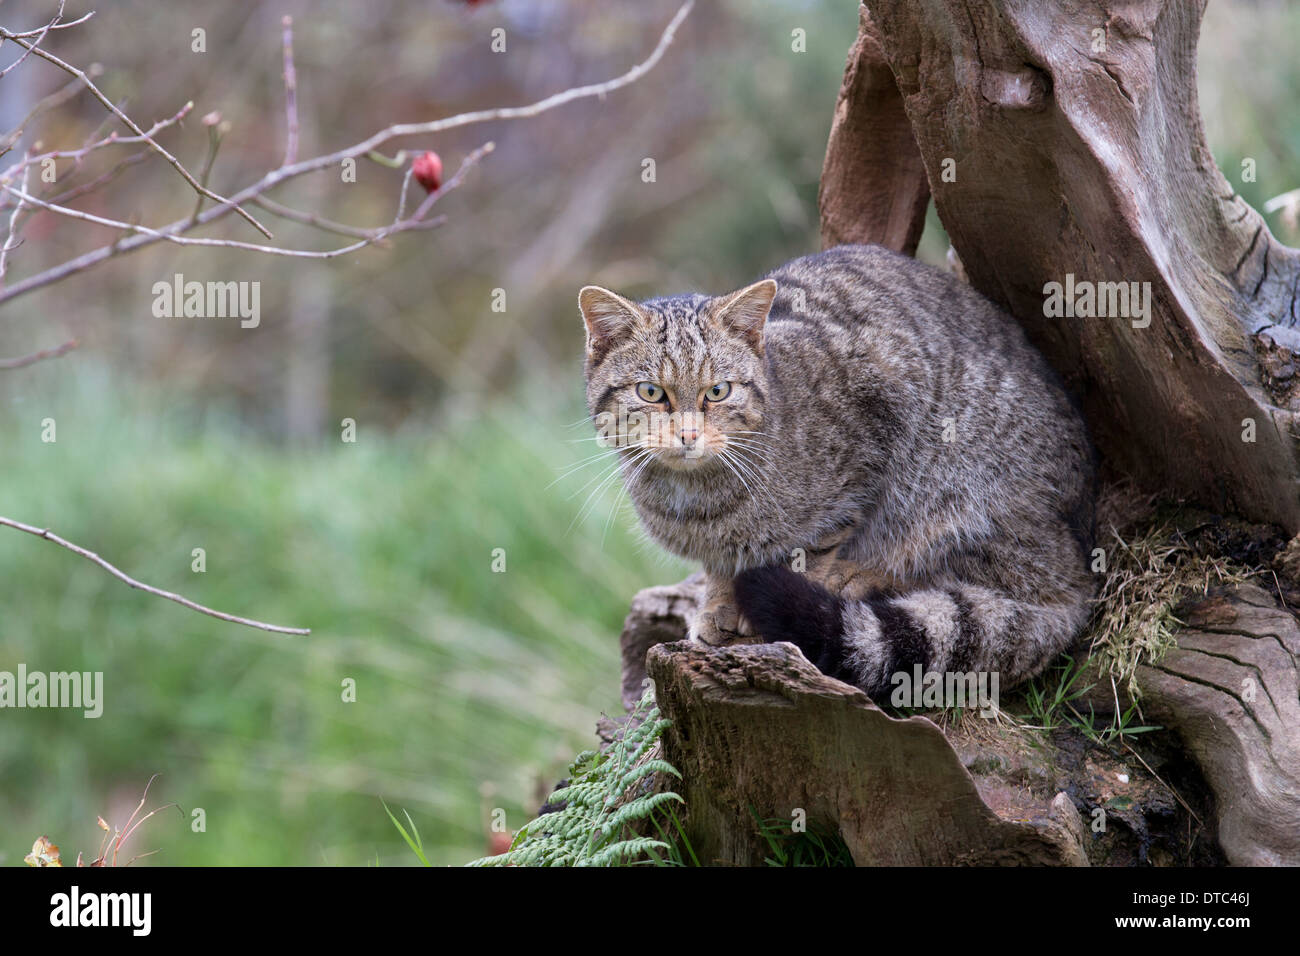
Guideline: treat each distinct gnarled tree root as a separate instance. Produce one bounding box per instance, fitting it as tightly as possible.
[1135,584,1300,865]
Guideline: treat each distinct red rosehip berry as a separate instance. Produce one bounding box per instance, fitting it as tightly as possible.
[412,150,443,193]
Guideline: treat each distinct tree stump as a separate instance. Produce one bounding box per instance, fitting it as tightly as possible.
[645,638,1088,866]
[614,570,1299,865]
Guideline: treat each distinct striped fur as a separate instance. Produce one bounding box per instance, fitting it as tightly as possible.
[733,564,1090,699]
[580,244,1096,694]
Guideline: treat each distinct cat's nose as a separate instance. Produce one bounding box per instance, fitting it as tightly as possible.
[679,426,698,447]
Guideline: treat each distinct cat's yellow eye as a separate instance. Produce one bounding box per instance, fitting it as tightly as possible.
[705,382,731,402]
[635,382,666,403]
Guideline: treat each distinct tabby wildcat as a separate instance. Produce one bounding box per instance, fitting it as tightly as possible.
[579,244,1096,698]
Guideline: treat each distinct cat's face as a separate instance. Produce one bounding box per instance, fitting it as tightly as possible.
[579,280,777,471]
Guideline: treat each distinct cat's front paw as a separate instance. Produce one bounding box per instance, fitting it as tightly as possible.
[687,573,756,647]
[689,601,747,646]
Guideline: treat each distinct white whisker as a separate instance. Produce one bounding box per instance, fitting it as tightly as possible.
[546,449,619,488]
[569,448,652,533]
[721,446,784,518]
[602,449,657,547]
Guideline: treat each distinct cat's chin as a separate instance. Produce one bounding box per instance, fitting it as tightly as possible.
[653,450,718,472]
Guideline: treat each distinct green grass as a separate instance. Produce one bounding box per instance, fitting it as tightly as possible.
[382,801,431,867]
[748,805,854,867]
[1016,653,1163,746]
[1018,656,1094,734]
[0,364,689,865]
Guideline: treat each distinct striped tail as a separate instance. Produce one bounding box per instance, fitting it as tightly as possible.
[732,564,1086,700]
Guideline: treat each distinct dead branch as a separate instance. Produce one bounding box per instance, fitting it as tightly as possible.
[0,0,70,80]
[281,15,299,167]
[3,141,489,258]
[0,337,77,369]
[0,1,695,308]
[0,25,271,237]
[0,515,311,635]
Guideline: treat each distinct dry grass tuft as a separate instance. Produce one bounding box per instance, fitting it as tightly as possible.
[1087,485,1259,700]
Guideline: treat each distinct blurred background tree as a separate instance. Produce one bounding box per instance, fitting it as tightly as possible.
[0,0,1296,865]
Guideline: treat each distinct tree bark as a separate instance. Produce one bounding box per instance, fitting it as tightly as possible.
[820,0,1300,533]
[818,4,930,256]
[1136,584,1300,865]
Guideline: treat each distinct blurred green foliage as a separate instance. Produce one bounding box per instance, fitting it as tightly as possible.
[1,363,688,864]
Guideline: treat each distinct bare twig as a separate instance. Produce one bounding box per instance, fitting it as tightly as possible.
[1,8,94,39]
[394,166,416,223]
[1,102,192,187]
[0,337,77,370]
[281,15,299,167]
[0,515,311,635]
[0,67,100,159]
[1270,568,1291,612]
[77,774,182,868]
[0,156,31,285]
[113,775,175,866]
[0,27,273,238]
[189,114,226,222]
[0,0,67,79]
[4,158,462,257]
[42,151,151,207]
[254,195,390,241]
[4,141,491,260]
[0,1,694,307]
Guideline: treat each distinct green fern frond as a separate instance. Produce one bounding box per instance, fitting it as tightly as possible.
[587,836,668,867]
[465,686,687,867]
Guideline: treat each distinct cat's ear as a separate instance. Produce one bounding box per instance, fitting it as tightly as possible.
[578,286,643,357]
[715,279,777,350]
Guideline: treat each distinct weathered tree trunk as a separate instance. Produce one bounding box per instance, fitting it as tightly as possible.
[819,9,929,257]
[820,1,1300,533]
